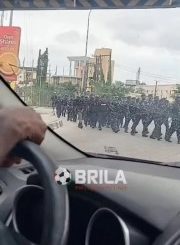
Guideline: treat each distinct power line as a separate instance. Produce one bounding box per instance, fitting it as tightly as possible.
[120,64,180,81]
[118,64,180,83]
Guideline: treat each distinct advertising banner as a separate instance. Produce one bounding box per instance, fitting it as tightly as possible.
[0,27,21,81]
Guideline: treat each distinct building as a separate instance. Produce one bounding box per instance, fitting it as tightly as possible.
[94,48,114,83]
[17,66,37,85]
[67,56,90,79]
[67,48,115,89]
[135,84,177,100]
[126,80,140,86]
[51,75,81,86]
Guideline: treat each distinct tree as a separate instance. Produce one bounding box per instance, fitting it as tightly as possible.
[59,82,79,97]
[171,84,180,99]
[36,49,41,84]
[36,48,48,85]
[16,81,79,107]
[94,82,132,99]
[107,60,112,84]
[41,48,48,81]
[115,81,124,86]
[135,87,145,95]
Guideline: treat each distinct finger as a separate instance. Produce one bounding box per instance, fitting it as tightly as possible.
[13,157,21,164]
[6,156,21,164]
[29,126,46,145]
[2,157,21,167]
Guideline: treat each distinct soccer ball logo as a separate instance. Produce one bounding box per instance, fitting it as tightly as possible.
[55,167,71,185]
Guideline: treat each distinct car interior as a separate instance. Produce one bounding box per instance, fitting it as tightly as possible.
[1,1,180,245]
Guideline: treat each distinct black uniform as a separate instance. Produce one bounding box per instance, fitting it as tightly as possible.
[118,99,126,128]
[131,99,141,135]
[124,97,132,133]
[61,97,68,117]
[51,94,57,112]
[141,98,154,137]
[67,100,73,121]
[56,97,62,118]
[110,101,120,133]
[82,97,89,127]
[97,100,108,130]
[89,98,98,128]
[165,98,180,143]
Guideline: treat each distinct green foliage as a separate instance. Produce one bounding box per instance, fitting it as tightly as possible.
[16,82,79,107]
[94,81,133,99]
[135,87,145,95]
[175,84,180,95]
[16,79,132,107]
[171,84,180,99]
[57,82,79,97]
[36,48,48,86]
[107,64,112,83]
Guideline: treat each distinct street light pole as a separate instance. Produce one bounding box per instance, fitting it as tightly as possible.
[154,80,158,97]
[85,10,91,58]
[30,60,34,105]
[1,11,4,26]
[83,10,92,92]
[9,10,13,26]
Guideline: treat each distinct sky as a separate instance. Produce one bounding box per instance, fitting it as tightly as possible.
[2,8,180,84]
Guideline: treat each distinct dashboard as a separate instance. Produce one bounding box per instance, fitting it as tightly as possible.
[0,157,180,244]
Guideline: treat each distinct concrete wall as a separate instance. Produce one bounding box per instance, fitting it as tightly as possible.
[136,84,177,100]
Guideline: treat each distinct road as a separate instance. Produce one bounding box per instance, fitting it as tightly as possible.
[35,107,180,163]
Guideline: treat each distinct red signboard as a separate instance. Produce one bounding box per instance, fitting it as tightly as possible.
[0,27,21,81]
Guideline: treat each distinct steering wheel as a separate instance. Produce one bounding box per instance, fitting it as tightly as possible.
[0,141,69,245]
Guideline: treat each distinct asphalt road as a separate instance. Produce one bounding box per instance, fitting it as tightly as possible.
[35,107,180,163]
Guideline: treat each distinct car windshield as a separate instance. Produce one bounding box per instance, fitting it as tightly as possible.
[1,9,180,163]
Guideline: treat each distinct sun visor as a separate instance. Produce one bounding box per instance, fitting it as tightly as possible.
[0,0,179,10]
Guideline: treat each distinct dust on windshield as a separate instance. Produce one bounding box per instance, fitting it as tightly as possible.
[1,9,180,163]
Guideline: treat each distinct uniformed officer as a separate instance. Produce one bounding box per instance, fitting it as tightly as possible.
[141,94,155,137]
[97,97,108,130]
[165,95,180,144]
[131,98,141,135]
[124,96,132,133]
[82,96,89,127]
[56,96,61,118]
[110,97,120,133]
[51,92,57,114]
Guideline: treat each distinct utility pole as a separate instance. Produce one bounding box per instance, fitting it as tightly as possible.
[49,64,51,82]
[62,67,65,82]
[31,60,34,105]
[1,11,4,26]
[85,10,91,58]
[55,65,57,75]
[107,53,112,83]
[83,10,92,92]
[109,53,112,83]
[22,58,26,102]
[154,80,158,97]
[31,59,34,81]
[9,10,13,26]
[22,57,25,84]
[38,58,43,107]
[136,67,141,85]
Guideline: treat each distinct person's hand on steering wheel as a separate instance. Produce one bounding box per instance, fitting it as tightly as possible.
[0,107,47,167]
[0,107,68,245]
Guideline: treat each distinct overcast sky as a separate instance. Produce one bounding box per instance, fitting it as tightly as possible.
[2,8,180,84]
